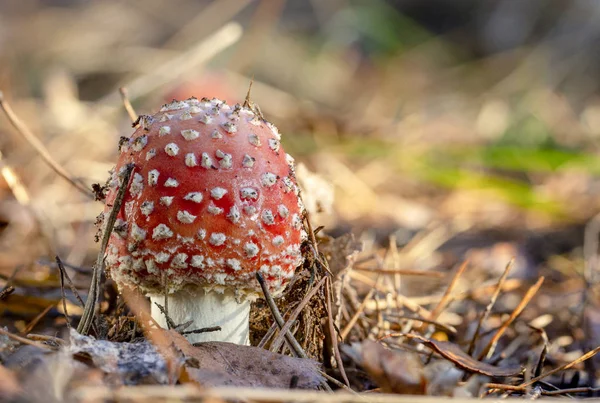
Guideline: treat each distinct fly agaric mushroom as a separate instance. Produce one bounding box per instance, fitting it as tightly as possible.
[100,97,305,345]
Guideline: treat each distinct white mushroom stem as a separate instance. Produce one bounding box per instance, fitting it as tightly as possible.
[150,289,251,345]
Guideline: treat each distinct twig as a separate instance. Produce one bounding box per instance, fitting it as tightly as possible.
[21,304,54,335]
[153,302,177,330]
[256,273,307,359]
[57,257,73,328]
[352,267,446,278]
[325,276,350,387]
[0,91,92,198]
[467,258,514,356]
[0,149,30,204]
[270,276,326,352]
[184,326,221,336]
[0,328,56,350]
[0,285,15,300]
[119,87,138,123]
[78,163,134,335]
[341,288,375,341]
[478,276,545,361]
[56,256,86,307]
[428,260,468,322]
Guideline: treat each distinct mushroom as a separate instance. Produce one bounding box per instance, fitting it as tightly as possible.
[101,97,306,345]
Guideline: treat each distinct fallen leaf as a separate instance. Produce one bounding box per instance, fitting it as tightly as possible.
[167,330,324,389]
[360,340,426,395]
[405,334,523,377]
[69,329,178,385]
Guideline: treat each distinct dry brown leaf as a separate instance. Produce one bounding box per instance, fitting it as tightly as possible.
[167,330,324,389]
[405,334,523,377]
[360,340,426,395]
[0,364,21,399]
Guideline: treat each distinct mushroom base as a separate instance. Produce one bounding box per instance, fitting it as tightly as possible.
[150,289,251,345]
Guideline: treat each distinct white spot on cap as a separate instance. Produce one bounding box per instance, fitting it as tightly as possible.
[214,273,227,285]
[226,258,242,271]
[267,122,281,140]
[285,153,295,166]
[177,210,197,224]
[145,259,159,275]
[199,114,213,124]
[184,192,203,203]
[181,129,200,140]
[209,233,226,246]
[207,202,223,215]
[278,205,289,218]
[165,143,179,156]
[146,149,156,161]
[222,122,237,134]
[211,129,223,139]
[244,205,257,216]
[282,177,294,193]
[132,135,148,152]
[159,114,173,122]
[211,187,227,200]
[164,178,179,187]
[272,235,284,246]
[248,133,261,147]
[292,214,302,230]
[131,223,147,242]
[262,209,275,225]
[155,252,170,263]
[141,201,154,216]
[161,100,188,111]
[197,229,206,240]
[130,173,144,196]
[185,153,197,167]
[189,105,201,113]
[160,196,174,206]
[261,172,277,187]
[242,154,255,168]
[215,150,232,169]
[268,138,280,152]
[191,255,205,268]
[152,224,173,240]
[180,111,193,121]
[159,126,171,136]
[148,169,159,186]
[227,205,240,223]
[171,253,188,268]
[201,152,213,169]
[240,187,258,200]
[244,242,259,258]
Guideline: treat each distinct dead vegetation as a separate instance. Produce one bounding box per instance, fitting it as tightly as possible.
[2,1,600,401]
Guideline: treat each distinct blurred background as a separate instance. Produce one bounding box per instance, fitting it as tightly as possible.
[1,0,600,332]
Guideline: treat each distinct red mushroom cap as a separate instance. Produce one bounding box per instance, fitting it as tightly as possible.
[101,98,305,298]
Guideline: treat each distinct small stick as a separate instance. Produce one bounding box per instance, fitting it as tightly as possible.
[78,163,134,335]
[352,267,446,278]
[467,258,514,356]
[184,326,221,336]
[0,328,55,350]
[428,260,468,322]
[119,87,138,123]
[0,91,92,198]
[270,276,326,352]
[325,276,350,387]
[340,288,375,341]
[21,304,53,335]
[56,256,86,308]
[0,285,15,300]
[153,302,177,330]
[256,272,307,359]
[478,276,545,361]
